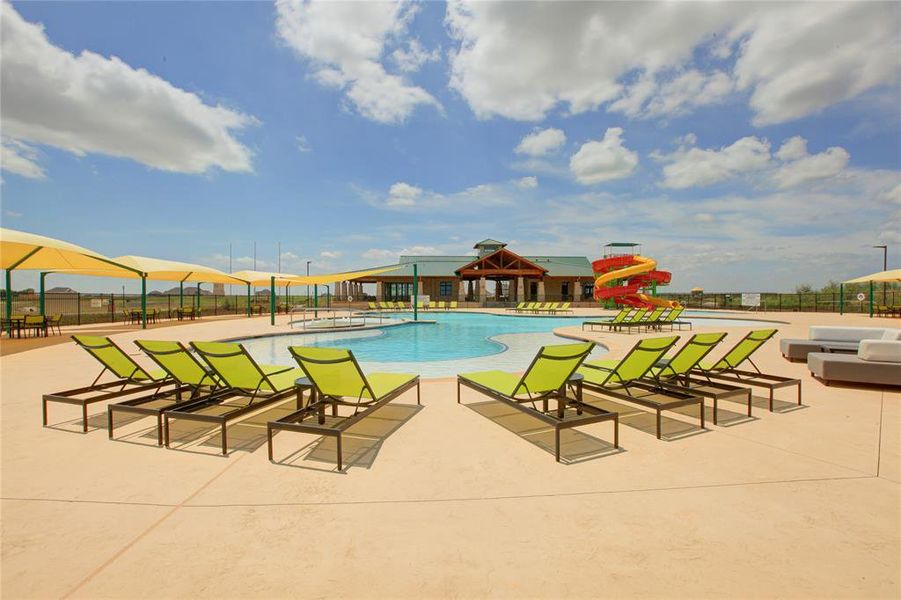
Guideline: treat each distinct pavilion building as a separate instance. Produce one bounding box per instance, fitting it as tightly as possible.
[357,239,596,305]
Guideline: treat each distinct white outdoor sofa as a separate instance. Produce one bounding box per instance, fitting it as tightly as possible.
[780,327,901,362]
[807,339,901,387]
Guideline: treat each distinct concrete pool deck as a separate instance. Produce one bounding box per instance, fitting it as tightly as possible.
[1,309,898,598]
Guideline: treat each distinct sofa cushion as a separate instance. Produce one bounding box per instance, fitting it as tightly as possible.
[881,329,901,341]
[809,326,887,343]
[859,340,901,363]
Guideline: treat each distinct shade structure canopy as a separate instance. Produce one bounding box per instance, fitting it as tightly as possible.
[287,264,403,285]
[230,270,299,286]
[844,269,901,284]
[1,227,126,271]
[48,255,248,284]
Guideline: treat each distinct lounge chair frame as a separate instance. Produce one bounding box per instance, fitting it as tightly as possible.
[457,346,618,462]
[163,344,310,455]
[267,351,420,471]
[42,336,174,432]
[580,339,705,439]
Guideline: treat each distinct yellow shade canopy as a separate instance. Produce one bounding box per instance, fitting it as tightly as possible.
[844,269,901,284]
[230,270,299,286]
[287,264,403,285]
[48,255,248,284]
[1,227,125,271]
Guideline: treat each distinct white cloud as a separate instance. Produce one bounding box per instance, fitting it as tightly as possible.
[775,136,807,162]
[320,250,342,259]
[391,39,440,73]
[569,127,639,185]
[386,181,423,207]
[362,248,398,261]
[515,176,538,189]
[3,209,24,218]
[514,128,566,156]
[444,2,899,124]
[275,0,440,124]
[772,147,850,189]
[657,136,771,189]
[296,135,312,153]
[880,183,901,205]
[1,137,45,179]
[0,2,255,174]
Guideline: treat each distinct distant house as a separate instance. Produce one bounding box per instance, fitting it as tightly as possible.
[47,287,77,293]
[161,286,213,296]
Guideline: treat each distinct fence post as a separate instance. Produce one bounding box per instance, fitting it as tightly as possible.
[77,292,82,325]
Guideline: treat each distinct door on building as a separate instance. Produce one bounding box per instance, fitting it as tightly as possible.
[529,281,538,301]
[385,283,412,301]
[561,282,570,301]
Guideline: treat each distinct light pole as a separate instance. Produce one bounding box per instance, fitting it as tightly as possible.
[306,260,312,306]
[874,245,888,305]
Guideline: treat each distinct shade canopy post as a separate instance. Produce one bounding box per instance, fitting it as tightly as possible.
[839,283,844,315]
[179,282,184,308]
[246,283,251,317]
[4,269,11,336]
[413,263,418,321]
[141,275,147,329]
[314,284,318,319]
[196,282,201,310]
[39,272,46,315]
[270,276,276,326]
[869,280,874,318]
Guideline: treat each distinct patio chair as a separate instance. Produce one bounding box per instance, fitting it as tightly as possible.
[46,313,63,335]
[457,342,618,462]
[267,347,420,471]
[582,307,632,331]
[508,302,527,312]
[23,314,46,337]
[368,301,378,311]
[165,342,309,455]
[378,301,390,311]
[645,333,752,425]
[558,302,572,313]
[578,335,705,439]
[416,301,425,311]
[450,301,458,310]
[436,301,446,310]
[660,307,689,330]
[42,335,174,432]
[692,329,802,411]
[108,340,226,445]
[617,307,666,332]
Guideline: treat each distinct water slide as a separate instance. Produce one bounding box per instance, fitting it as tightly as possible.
[592,255,680,308]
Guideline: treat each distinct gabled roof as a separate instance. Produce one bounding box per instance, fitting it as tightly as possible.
[456,248,547,277]
[393,252,594,278]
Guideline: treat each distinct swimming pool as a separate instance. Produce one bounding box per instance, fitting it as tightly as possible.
[236,311,774,378]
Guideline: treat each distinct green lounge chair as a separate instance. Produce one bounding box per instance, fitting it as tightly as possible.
[164,342,309,455]
[436,301,446,310]
[378,301,390,310]
[107,340,226,445]
[457,342,618,462]
[604,307,646,332]
[578,335,705,439]
[582,308,631,331]
[367,301,377,311]
[558,302,572,313]
[268,347,420,471]
[660,307,689,330]
[508,302,527,312]
[416,301,425,311]
[541,302,560,314]
[42,335,174,432]
[645,333,752,425]
[692,329,801,412]
[618,307,666,332]
[450,301,458,310]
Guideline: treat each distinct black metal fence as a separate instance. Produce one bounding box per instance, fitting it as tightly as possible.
[654,291,900,313]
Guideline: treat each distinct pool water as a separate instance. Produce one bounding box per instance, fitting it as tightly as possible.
[236,311,772,378]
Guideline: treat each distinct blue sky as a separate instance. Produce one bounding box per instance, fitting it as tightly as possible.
[1,0,899,293]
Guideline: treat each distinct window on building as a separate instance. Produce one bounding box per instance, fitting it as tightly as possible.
[439,281,453,297]
[582,283,593,299]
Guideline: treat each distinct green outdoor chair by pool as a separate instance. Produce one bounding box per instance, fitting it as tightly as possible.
[457,342,619,462]
[367,301,378,311]
[539,302,560,314]
[578,335,705,439]
[450,301,458,310]
[603,307,647,332]
[557,302,572,313]
[436,301,446,310]
[660,307,689,330]
[508,302,526,312]
[692,329,801,412]
[416,301,425,311]
[645,333,752,425]
[162,342,309,455]
[266,347,420,471]
[618,307,666,332]
[42,335,175,433]
[378,301,390,310]
[582,307,632,331]
[105,340,225,445]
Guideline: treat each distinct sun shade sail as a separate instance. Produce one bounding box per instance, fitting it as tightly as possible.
[844,269,901,284]
[1,227,126,271]
[287,264,404,285]
[230,270,299,286]
[48,255,248,284]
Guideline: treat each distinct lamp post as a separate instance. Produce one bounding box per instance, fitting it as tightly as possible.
[306,260,311,306]
[873,245,888,306]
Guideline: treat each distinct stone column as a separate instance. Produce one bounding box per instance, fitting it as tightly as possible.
[479,277,487,304]
[537,279,546,302]
[516,277,524,302]
[458,280,467,302]
[572,279,580,301]
[376,281,384,301]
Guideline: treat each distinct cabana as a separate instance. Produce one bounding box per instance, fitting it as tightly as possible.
[842,269,901,317]
[1,228,132,335]
[49,256,247,327]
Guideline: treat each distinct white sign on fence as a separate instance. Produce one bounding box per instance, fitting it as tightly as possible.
[741,293,761,307]
[90,298,102,308]
[857,292,866,301]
